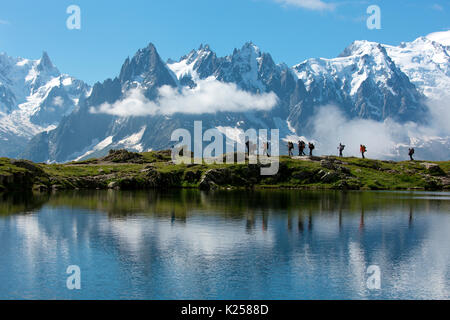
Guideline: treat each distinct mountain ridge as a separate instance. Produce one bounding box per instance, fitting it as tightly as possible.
[1,32,448,162]
[0,51,90,157]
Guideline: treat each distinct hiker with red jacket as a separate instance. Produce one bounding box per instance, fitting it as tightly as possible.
[360,145,367,159]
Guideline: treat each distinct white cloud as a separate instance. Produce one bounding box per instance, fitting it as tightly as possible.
[0,19,10,25]
[308,101,450,160]
[310,105,398,158]
[91,77,278,117]
[274,0,335,11]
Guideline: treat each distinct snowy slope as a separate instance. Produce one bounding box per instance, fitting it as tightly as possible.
[291,40,425,126]
[0,52,89,157]
[294,41,399,98]
[426,30,450,47]
[385,35,450,99]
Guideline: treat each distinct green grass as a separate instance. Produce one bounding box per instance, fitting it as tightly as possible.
[1,151,449,192]
[41,163,144,178]
[0,158,27,175]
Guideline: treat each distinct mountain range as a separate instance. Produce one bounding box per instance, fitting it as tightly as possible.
[1,30,449,162]
[0,52,89,157]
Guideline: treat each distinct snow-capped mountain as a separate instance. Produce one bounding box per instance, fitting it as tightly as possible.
[0,52,90,157]
[15,31,450,162]
[426,30,450,47]
[290,40,426,132]
[385,32,450,100]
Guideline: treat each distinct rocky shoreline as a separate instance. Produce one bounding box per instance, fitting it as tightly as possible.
[1,150,449,193]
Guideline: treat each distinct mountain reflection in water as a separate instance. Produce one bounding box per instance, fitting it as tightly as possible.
[0,190,449,300]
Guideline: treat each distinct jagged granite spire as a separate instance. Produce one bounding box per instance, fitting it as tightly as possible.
[119,43,176,89]
[37,51,56,72]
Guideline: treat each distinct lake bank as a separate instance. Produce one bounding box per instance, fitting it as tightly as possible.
[1,150,449,193]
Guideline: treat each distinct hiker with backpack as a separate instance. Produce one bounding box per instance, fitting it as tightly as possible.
[360,145,367,159]
[308,142,315,156]
[408,148,415,161]
[288,142,294,157]
[338,143,345,157]
[298,140,306,156]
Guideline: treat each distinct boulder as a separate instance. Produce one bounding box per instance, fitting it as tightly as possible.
[11,159,46,176]
[333,178,362,190]
[198,168,233,190]
[199,176,218,191]
[320,160,336,170]
[336,166,351,175]
[292,170,316,182]
[108,181,118,189]
[183,170,201,183]
[320,171,340,183]
[144,168,183,188]
[420,163,445,176]
[423,178,443,190]
[102,149,143,163]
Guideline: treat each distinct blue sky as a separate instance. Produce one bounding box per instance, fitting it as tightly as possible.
[0,0,448,84]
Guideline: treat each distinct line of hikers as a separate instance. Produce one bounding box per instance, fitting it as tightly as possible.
[288,141,369,159]
[245,139,416,160]
[286,141,416,160]
[287,140,315,157]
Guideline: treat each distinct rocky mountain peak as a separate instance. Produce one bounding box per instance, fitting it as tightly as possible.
[37,51,58,73]
[119,42,175,87]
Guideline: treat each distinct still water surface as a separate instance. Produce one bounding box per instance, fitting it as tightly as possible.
[0,190,449,300]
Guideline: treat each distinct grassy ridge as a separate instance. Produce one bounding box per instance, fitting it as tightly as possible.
[0,150,449,193]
